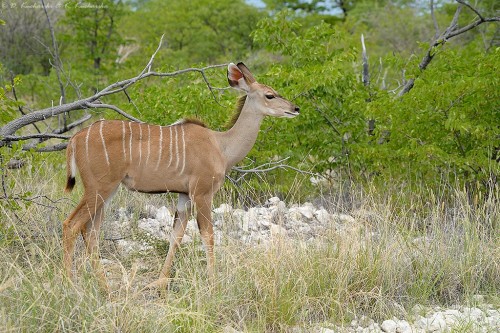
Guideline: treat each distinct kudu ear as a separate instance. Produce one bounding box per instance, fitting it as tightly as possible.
[227,62,255,92]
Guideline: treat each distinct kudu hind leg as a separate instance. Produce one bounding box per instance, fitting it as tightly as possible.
[63,199,94,279]
[82,205,108,290]
[63,188,115,281]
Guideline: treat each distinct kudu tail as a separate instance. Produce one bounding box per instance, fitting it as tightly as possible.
[65,140,77,193]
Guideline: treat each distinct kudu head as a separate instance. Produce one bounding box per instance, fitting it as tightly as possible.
[227,62,300,118]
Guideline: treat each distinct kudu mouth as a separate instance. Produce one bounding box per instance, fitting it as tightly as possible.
[284,105,300,118]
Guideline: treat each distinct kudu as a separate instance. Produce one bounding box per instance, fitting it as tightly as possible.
[63,62,300,289]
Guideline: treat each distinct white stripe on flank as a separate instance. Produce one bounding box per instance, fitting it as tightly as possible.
[156,126,163,171]
[167,126,173,167]
[128,122,133,162]
[138,124,143,166]
[174,125,180,169]
[146,125,151,166]
[99,121,110,165]
[180,126,186,174]
[85,123,93,159]
[122,121,126,161]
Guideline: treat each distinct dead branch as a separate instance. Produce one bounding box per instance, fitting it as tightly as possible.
[0,35,227,152]
[229,157,319,183]
[398,1,499,96]
[41,0,65,105]
[361,34,370,87]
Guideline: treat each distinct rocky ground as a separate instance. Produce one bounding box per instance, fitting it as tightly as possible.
[103,197,500,333]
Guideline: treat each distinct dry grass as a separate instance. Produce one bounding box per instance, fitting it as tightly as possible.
[0,158,499,332]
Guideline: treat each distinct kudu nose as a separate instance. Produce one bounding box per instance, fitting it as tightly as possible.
[294,106,300,113]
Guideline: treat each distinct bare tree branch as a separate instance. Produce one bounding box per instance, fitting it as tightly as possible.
[398,1,499,96]
[361,34,370,87]
[84,102,142,122]
[52,114,92,135]
[430,0,440,40]
[4,133,71,142]
[0,35,227,151]
[229,157,319,183]
[40,0,65,105]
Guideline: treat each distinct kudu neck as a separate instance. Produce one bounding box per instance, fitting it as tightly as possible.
[215,95,264,170]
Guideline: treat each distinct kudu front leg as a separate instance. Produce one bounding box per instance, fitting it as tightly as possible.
[145,194,191,290]
[194,194,215,282]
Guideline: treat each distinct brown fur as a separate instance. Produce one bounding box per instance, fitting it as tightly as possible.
[61,62,299,292]
[181,117,207,128]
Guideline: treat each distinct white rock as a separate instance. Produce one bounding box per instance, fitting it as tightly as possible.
[297,203,315,219]
[463,307,484,321]
[259,218,271,229]
[267,196,281,205]
[442,309,463,325]
[317,327,336,333]
[138,218,166,239]
[181,234,193,244]
[396,320,412,333]
[314,208,331,224]
[115,239,152,255]
[287,209,305,223]
[214,203,232,215]
[155,206,172,223]
[381,320,397,332]
[330,213,356,224]
[415,313,446,332]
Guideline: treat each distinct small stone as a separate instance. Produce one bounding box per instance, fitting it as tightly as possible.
[330,213,355,224]
[415,313,446,332]
[259,219,271,229]
[314,208,331,224]
[214,203,232,215]
[156,206,172,223]
[396,320,412,333]
[267,196,281,205]
[297,203,315,219]
[287,209,304,223]
[442,309,462,325]
[381,320,397,332]
[463,307,484,321]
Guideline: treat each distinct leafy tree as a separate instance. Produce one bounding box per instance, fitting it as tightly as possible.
[62,0,125,71]
[252,11,367,173]
[119,0,263,66]
[0,1,56,76]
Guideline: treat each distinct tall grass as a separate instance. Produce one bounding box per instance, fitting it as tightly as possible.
[0,160,498,332]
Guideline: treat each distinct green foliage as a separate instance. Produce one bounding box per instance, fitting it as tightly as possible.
[361,45,500,185]
[0,2,53,76]
[252,11,368,173]
[62,0,125,71]
[2,0,498,194]
[0,72,22,124]
[120,0,263,66]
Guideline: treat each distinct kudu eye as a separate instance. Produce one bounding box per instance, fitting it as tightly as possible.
[265,94,275,100]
